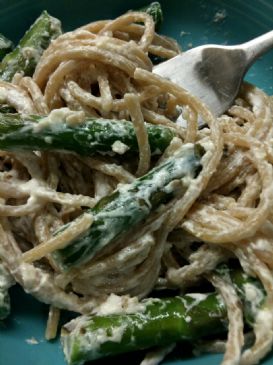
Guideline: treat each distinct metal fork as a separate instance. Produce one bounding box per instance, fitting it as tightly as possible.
[154,30,273,118]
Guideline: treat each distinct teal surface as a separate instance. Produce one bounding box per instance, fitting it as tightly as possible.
[0,1,272,365]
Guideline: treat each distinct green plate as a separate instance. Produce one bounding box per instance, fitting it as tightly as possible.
[0,1,272,365]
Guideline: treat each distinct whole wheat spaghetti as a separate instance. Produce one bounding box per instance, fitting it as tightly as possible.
[0,8,272,365]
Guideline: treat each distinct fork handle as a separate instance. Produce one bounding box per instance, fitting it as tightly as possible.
[242,30,273,66]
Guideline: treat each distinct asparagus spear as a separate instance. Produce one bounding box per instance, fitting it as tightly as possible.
[140,2,163,30]
[53,143,203,270]
[0,33,13,61]
[0,113,174,156]
[0,105,16,113]
[0,261,14,320]
[61,267,264,365]
[0,11,62,81]
[219,264,265,325]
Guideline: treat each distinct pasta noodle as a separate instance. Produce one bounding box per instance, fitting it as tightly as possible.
[0,8,272,365]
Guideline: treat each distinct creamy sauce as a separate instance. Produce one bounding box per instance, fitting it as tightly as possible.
[21,47,40,62]
[0,262,14,290]
[34,108,85,132]
[49,16,62,34]
[111,140,129,155]
[243,282,264,315]
[95,293,146,315]
[213,10,227,23]
[183,293,209,314]
[25,337,39,345]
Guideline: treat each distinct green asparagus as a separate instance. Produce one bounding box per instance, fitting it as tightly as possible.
[0,11,62,81]
[0,113,174,156]
[137,2,164,64]
[61,267,264,365]
[218,264,265,325]
[53,143,203,270]
[0,262,14,320]
[0,105,16,113]
[140,2,163,30]
[0,33,13,61]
